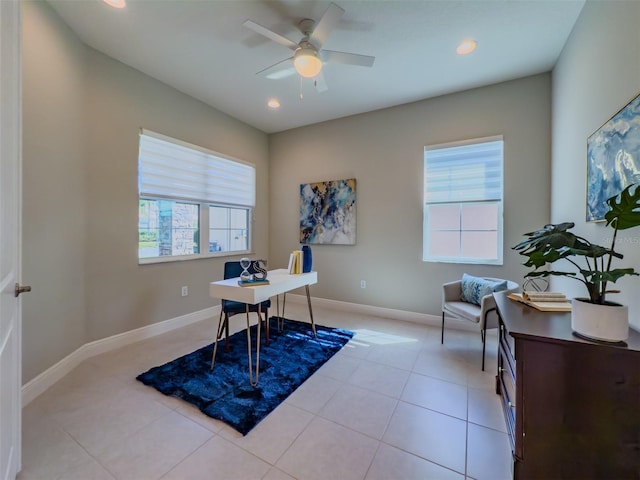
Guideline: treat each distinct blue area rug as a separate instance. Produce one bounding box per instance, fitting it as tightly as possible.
[136,318,353,435]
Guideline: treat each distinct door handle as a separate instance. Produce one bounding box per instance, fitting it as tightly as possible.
[15,283,32,297]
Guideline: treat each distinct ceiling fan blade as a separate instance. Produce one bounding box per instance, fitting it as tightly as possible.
[256,57,296,79]
[309,2,345,48]
[313,72,328,93]
[243,20,298,50]
[321,49,375,67]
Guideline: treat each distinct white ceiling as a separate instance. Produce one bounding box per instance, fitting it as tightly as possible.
[47,0,585,134]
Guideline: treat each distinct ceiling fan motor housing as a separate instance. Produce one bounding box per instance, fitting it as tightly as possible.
[298,18,316,37]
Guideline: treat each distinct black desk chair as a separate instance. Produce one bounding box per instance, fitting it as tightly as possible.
[211,261,272,385]
[214,261,271,354]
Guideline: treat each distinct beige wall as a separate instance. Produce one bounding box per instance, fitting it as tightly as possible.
[269,74,551,316]
[551,0,640,330]
[22,0,88,384]
[21,1,269,382]
[83,45,269,342]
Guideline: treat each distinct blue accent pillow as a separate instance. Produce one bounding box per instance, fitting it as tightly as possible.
[460,274,508,306]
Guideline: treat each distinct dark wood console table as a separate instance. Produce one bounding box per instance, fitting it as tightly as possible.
[494,291,640,479]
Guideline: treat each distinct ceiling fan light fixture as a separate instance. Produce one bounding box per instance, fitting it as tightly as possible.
[294,48,323,78]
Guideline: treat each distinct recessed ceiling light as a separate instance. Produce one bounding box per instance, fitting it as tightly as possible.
[456,40,477,55]
[102,0,126,9]
[267,98,281,109]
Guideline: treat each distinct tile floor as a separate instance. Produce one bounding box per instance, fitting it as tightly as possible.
[19,303,512,480]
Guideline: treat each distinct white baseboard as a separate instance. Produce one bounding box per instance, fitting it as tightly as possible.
[22,305,220,407]
[284,294,477,332]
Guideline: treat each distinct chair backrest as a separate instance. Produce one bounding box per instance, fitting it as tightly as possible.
[224,261,243,280]
[484,278,519,294]
[223,261,260,280]
[222,261,271,310]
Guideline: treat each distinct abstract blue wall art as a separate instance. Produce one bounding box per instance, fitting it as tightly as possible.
[300,178,356,245]
[587,93,640,221]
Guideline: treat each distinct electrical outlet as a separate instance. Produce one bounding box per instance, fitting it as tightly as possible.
[360,280,366,289]
[181,286,188,297]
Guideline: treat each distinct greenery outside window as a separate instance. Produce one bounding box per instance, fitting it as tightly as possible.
[423,136,504,265]
[138,130,255,263]
[139,199,200,258]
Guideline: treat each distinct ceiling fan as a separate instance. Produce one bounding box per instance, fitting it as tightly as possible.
[243,2,375,93]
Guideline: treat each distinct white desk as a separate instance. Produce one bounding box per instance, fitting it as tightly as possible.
[209,268,318,385]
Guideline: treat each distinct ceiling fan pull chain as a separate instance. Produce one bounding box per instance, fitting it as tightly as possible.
[299,76,304,100]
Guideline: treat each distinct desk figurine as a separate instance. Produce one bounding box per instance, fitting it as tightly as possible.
[239,257,252,281]
[237,259,269,286]
[252,259,268,280]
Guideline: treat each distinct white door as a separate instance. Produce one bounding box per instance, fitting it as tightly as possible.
[0,1,24,479]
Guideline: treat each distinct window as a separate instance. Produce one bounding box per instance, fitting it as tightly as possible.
[139,199,200,258]
[423,137,503,264]
[138,130,255,262]
[208,205,249,253]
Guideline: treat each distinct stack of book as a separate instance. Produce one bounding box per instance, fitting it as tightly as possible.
[288,250,304,274]
[508,291,572,311]
[237,278,270,287]
[522,291,567,302]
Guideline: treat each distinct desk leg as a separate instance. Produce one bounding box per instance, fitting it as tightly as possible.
[264,305,270,346]
[275,293,287,332]
[245,304,261,386]
[305,285,317,338]
[282,293,287,330]
[210,310,224,370]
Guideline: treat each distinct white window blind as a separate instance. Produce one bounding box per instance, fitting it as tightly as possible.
[424,139,503,204]
[423,136,504,265]
[138,130,256,207]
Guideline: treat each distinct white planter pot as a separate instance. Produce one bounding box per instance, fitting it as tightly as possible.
[571,298,629,342]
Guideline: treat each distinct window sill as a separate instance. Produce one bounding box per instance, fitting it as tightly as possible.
[423,257,503,266]
[139,250,252,265]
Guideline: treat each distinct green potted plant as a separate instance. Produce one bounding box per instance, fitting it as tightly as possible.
[513,183,640,342]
